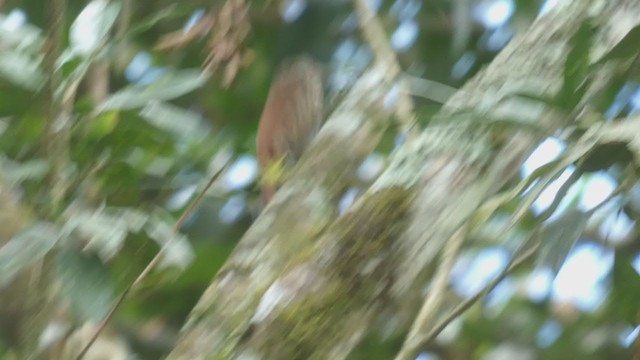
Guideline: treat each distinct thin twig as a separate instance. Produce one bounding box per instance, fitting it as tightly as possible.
[116,0,131,39]
[43,0,70,215]
[395,181,628,359]
[75,160,230,360]
[402,74,458,104]
[422,243,538,345]
[396,243,538,360]
[395,225,469,360]
[21,0,67,355]
[352,0,417,136]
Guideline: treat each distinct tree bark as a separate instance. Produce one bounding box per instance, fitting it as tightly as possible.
[168,1,640,358]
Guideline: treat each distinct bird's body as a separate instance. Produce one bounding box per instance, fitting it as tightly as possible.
[256,57,324,204]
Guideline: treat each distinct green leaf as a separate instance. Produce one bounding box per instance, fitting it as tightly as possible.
[140,101,210,139]
[536,209,590,275]
[55,249,114,321]
[0,222,63,286]
[88,111,120,137]
[578,142,634,172]
[0,157,49,183]
[69,0,121,55]
[470,160,561,232]
[126,4,189,37]
[145,214,194,271]
[63,206,149,261]
[0,50,44,91]
[561,21,597,109]
[505,160,575,233]
[98,69,209,111]
[0,13,45,52]
[503,91,563,110]
[597,116,640,161]
[608,251,640,321]
[511,172,559,225]
[484,129,604,245]
[596,24,640,64]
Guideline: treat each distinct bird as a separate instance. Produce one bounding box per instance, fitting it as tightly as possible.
[255,57,324,205]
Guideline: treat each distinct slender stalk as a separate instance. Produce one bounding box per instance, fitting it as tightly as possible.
[352,0,417,136]
[75,159,230,360]
[395,225,469,360]
[43,0,70,215]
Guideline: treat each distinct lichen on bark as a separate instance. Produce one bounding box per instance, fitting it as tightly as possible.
[242,187,413,360]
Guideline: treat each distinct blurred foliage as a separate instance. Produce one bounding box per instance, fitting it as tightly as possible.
[0,0,638,359]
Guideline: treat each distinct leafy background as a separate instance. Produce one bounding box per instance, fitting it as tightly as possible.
[0,0,639,359]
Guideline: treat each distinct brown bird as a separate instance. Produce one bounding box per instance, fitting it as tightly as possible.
[256,57,324,204]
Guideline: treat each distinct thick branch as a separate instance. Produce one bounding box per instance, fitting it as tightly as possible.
[170,1,640,358]
[168,65,395,359]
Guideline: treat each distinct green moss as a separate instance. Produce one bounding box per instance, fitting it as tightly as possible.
[253,187,413,359]
[329,187,412,280]
[264,281,348,359]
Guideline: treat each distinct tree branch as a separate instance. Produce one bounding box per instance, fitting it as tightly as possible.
[43,0,69,215]
[169,1,640,358]
[353,0,417,135]
[395,225,469,360]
